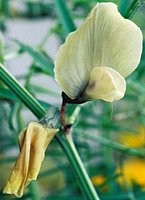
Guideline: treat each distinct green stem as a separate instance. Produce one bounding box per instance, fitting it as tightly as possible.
[56,133,99,200]
[55,0,76,35]
[0,64,45,119]
[17,65,34,131]
[119,0,129,17]
[29,182,40,200]
[39,29,52,50]
[66,133,100,200]
[125,0,145,19]
[1,0,10,16]
[77,131,145,157]
[4,50,22,61]
[17,103,23,131]
[0,63,100,200]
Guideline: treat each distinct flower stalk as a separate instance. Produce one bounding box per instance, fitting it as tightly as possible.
[60,99,66,128]
[66,132,100,200]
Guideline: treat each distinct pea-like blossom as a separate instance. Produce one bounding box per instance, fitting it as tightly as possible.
[3,122,58,197]
[54,2,143,103]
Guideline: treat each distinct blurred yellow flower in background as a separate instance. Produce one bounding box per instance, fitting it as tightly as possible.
[3,122,58,197]
[92,175,106,186]
[91,126,145,191]
[118,126,145,148]
[117,126,145,187]
[91,174,107,191]
[117,158,145,187]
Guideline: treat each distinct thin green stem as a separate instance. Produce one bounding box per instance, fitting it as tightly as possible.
[125,0,145,19]
[66,132,100,200]
[4,50,22,61]
[59,102,99,200]
[119,0,130,17]
[55,0,76,35]
[77,131,145,157]
[29,182,40,200]
[56,133,100,200]
[17,103,23,131]
[1,0,10,16]
[0,63,100,200]
[39,29,52,50]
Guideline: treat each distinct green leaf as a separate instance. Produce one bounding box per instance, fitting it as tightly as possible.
[55,0,76,36]
[15,40,54,76]
[119,0,130,17]
[124,0,145,19]
[0,87,19,101]
[0,0,10,16]
[77,130,145,157]
[0,33,4,63]
[0,87,51,110]
[136,42,145,78]
[30,83,60,97]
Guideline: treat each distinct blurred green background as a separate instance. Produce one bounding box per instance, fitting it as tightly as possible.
[0,0,145,199]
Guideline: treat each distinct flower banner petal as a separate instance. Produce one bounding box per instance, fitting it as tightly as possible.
[85,67,126,102]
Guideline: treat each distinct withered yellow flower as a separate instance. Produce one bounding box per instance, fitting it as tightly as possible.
[54,3,142,103]
[3,122,58,197]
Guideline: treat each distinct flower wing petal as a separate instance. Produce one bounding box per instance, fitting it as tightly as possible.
[54,2,142,99]
[85,67,126,102]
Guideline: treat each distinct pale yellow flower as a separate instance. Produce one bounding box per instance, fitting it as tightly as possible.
[3,122,58,197]
[54,3,142,103]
